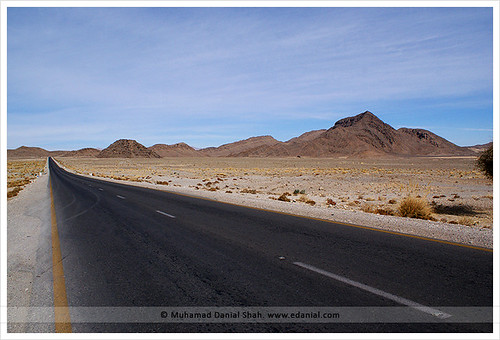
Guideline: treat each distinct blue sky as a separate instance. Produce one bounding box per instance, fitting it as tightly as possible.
[7,7,493,150]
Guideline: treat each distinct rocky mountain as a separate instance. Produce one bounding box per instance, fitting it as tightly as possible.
[149,143,200,157]
[97,139,160,158]
[8,111,480,159]
[200,136,281,157]
[226,111,475,157]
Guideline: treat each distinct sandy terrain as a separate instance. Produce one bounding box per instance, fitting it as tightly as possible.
[7,159,47,199]
[53,156,493,248]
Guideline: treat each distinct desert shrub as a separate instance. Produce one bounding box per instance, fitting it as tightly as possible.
[7,187,22,198]
[361,204,373,213]
[375,207,394,216]
[278,193,290,202]
[7,178,30,188]
[241,188,257,194]
[476,145,493,178]
[398,196,433,220]
[293,189,300,195]
[388,199,397,204]
[326,198,336,206]
[457,216,476,226]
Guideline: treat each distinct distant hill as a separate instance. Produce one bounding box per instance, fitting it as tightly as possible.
[466,142,493,153]
[7,146,51,159]
[149,143,200,157]
[8,111,482,159]
[60,148,101,157]
[201,136,281,157]
[97,139,160,158]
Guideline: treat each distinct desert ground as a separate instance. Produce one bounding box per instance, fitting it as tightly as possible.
[7,159,47,198]
[55,156,493,230]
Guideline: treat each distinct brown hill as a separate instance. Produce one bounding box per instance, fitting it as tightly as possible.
[97,139,160,158]
[233,111,474,158]
[62,148,101,157]
[466,142,493,153]
[149,143,200,157]
[201,136,281,157]
[396,128,471,156]
[286,129,327,144]
[8,111,477,159]
[7,146,51,159]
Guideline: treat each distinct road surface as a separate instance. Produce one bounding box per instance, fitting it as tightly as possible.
[46,157,492,332]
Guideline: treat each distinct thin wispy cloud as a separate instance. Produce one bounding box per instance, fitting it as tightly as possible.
[7,7,493,149]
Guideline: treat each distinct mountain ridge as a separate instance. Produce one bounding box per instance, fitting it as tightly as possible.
[8,111,483,158]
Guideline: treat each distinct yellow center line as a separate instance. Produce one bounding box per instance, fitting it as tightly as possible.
[50,177,72,333]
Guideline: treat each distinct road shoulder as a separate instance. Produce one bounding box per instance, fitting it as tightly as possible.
[7,169,54,332]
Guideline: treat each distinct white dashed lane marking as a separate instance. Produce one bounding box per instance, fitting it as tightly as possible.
[293,261,452,319]
[156,210,176,219]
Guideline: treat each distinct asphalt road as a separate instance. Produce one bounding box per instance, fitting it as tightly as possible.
[47,157,493,332]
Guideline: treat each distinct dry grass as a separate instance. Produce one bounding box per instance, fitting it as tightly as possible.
[7,159,46,198]
[326,198,336,206]
[278,193,291,202]
[398,196,433,220]
[457,216,476,226]
[240,188,258,194]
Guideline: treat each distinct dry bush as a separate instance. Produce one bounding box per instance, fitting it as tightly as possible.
[278,193,290,202]
[375,207,394,216]
[457,216,476,226]
[476,145,493,178]
[157,181,169,185]
[7,187,22,198]
[326,198,336,206]
[398,196,433,220]
[241,188,257,194]
[362,204,394,216]
[7,178,31,188]
[305,199,316,206]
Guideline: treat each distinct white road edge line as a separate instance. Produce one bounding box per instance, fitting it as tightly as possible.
[116,195,126,199]
[293,261,452,320]
[156,210,176,219]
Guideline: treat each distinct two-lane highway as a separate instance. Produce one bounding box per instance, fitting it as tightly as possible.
[47,157,493,332]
